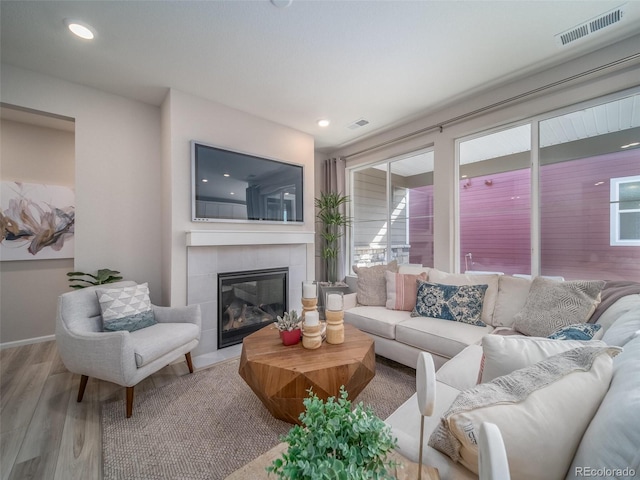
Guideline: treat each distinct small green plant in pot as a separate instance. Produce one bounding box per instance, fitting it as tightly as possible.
[267,386,398,479]
[274,310,302,346]
[274,310,301,332]
[67,268,123,289]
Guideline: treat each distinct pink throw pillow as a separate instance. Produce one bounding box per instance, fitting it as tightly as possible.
[385,271,427,311]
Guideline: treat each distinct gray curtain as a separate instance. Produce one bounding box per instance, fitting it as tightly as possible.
[320,157,347,282]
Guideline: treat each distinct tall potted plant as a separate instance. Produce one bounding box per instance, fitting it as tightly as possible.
[315,192,351,284]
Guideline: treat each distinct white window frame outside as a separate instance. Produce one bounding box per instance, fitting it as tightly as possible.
[610,175,640,246]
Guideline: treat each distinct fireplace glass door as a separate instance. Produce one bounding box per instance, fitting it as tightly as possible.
[218,267,288,348]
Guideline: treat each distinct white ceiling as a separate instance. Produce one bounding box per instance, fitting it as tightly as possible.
[2,1,640,152]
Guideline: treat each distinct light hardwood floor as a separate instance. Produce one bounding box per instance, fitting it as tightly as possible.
[1,340,191,480]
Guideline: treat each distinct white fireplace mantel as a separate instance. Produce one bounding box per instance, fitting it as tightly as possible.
[186,230,315,247]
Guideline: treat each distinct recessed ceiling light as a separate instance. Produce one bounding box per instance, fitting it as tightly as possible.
[201,178,208,183]
[621,142,639,149]
[230,192,235,195]
[317,119,330,128]
[64,19,95,40]
[223,173,230,177]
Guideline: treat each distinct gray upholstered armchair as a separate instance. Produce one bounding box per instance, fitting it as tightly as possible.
[55,281,201,417]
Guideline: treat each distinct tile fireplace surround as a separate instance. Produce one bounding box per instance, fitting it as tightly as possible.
[186,230,314,368]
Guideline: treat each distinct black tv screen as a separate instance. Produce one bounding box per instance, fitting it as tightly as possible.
[191,141,304,223]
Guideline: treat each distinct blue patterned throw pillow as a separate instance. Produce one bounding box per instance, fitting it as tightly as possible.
[548,323,602,341]
[411,281,488,326]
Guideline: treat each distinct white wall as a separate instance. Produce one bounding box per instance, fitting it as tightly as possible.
[0,66,314,348]
[330,34,640,273]
[313,151,325,280]
[161,89,315,305]
[0,119,74,344]
[1,65,163,305]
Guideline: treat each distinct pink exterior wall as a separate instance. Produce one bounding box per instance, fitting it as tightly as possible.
[406,149,639,281]
[540,150,639,280]
[459,170,531,275]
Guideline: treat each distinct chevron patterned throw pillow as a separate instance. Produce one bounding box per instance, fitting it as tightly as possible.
[97,282,157,332]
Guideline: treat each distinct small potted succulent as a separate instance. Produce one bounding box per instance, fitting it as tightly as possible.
[274,310,302,346]
[267,387,398,479]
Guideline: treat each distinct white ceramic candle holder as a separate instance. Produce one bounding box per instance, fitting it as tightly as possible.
[302,311,322,349]
[325,292,344,344]
[325,292,344,312]
[302,281,317,300]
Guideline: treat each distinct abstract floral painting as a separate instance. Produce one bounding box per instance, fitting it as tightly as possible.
[1,181,75,261]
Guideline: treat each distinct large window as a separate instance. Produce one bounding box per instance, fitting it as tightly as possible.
[458,125,532,275]
[346,90,639,282]
[350,150,434,269]
[456,91,640,281]
[538,95,640,280]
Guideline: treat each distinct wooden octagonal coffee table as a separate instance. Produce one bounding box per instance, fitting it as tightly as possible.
[239,323,375,424]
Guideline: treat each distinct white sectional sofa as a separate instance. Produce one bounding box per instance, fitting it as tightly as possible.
[386,333,640,480]
[343,263,640,479]
[344,265,523,369]
[344,264,636,370]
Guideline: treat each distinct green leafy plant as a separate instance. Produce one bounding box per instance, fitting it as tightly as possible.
[315,192,351,284]
[67,268,123,289]
[274,310,301,332]
[267,386,397,480]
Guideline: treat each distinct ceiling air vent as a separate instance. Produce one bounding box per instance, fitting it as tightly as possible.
[556,4,626,47]
[347,118,370,130]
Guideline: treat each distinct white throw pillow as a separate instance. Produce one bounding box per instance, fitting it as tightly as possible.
[429,346,620,480]
[479,334,607,383]
[491,275,532,328]
[428,269,500,326]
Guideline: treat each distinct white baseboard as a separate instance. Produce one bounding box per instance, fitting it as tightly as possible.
[0,334,55,350]
[192,344,242,370]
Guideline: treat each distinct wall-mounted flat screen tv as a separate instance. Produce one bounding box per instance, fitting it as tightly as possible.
[191,141,304,223]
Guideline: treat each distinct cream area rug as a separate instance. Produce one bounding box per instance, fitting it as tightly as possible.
[101,356,416,480]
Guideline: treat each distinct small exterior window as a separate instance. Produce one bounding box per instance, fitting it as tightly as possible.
[610,175,640,246]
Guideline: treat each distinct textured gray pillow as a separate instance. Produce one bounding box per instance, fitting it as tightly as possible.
[352,260,398,306]
[514,277,605,337]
